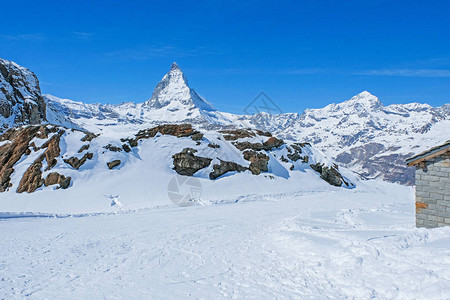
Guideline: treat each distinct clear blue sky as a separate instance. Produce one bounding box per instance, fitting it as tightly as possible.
[1,0,449,114]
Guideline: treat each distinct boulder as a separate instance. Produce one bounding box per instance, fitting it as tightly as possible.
[172,148,212,176]
[64,152,93,169]
[104,144,122,152]
[78,144,90,153]
[107,160,121,169]
[310,163,345,186]
[209,159,247,179]
[44,172,71,189]
[262,137,284,150]
[243,150,269,175]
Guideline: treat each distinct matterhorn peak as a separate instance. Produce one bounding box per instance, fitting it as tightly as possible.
[143,63,215,112]
[170,61,180,71]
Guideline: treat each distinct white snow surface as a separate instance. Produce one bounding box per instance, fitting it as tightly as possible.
[1,182,450,299]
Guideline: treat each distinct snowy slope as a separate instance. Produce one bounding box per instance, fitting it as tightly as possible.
[45,89,449,185]
[255,92,450,184]
[0,124,356,214]
[1,182,450,299]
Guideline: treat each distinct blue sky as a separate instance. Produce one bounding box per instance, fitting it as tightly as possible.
[1,0,449,114]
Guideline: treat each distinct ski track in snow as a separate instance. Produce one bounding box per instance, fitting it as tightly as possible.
[1,189,450,299]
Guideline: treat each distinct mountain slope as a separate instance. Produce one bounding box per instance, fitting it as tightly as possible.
[0,58,46,131]
[252,91,449,184]
[0,124,356,213]
[1,59,448,185]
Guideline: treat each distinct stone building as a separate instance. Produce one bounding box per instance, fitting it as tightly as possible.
[406,141,450,228]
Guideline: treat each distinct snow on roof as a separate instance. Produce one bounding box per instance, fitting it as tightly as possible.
[406,140,450,166]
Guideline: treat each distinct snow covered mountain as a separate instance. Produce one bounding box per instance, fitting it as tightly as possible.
[248,92,450,185]
[45,62,236,133]
[0,58,46,131]
[0,123,356,213]
[1,59,448,185]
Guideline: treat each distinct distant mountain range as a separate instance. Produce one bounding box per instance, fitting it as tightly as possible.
[1,58,449,185]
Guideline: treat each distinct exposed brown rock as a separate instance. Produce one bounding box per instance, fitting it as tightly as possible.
[234,137,284,152]
[209,159,247,179]
[0,125,49,192]
[243,150,269,175]
[233,141,264,151]
[104,144,122,152]
[190,132,204,141]
[42,134,62,171]
[78,144,90,153]
[122,144,131,153]
[172,148,212,176]
[81,132,98,142]
[219,129,255,141]
[64,152,93,169]
[256,130,272,137]
[17,156,44,193]
[107,160,121,169]
[44,172,71,189]
[263,137,284,150]
[122,124,202,147]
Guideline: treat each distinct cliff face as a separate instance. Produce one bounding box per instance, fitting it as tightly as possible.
[0,58,46,131]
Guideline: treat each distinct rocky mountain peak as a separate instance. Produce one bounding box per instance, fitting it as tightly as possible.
[344,91,382,110]
[170,61,180,71]
[0,58,46,130]
[143,63,215,112]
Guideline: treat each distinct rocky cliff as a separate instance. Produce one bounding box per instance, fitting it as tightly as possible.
[0,58,46,131]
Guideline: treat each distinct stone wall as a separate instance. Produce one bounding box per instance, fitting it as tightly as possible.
[415,153,450,228]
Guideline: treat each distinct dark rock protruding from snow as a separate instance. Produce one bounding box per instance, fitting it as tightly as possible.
[107,160,121,170]
[243,150,269,175]
[0,58,46,130]
[172,148,212,176]
[209,159,247,179]
[310,163,349,187]
[44,172,71,189]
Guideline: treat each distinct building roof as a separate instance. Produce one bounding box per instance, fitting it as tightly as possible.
[406,140,450,166]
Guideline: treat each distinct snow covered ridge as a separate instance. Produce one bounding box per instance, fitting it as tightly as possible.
[42,65,449,185]
[1,59,448,185]
[0,58,47,130]
[265,91,450,185]
[0,123,356,209]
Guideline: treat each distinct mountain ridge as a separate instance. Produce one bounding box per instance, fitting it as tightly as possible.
[1,59,449,185]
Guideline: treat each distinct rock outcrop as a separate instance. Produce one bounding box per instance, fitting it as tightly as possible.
[17,158,44,193]
[107,160,121,169]
[64,152,93,169]
[172,148,212,176]
[209,159,247,179]
[44,172,71,189]
[0,58,46,130]
[0,125,60,192]
[243,151,269,175]
[233,137,284,151]
[122,124,202,147]
[310,163,349,187]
